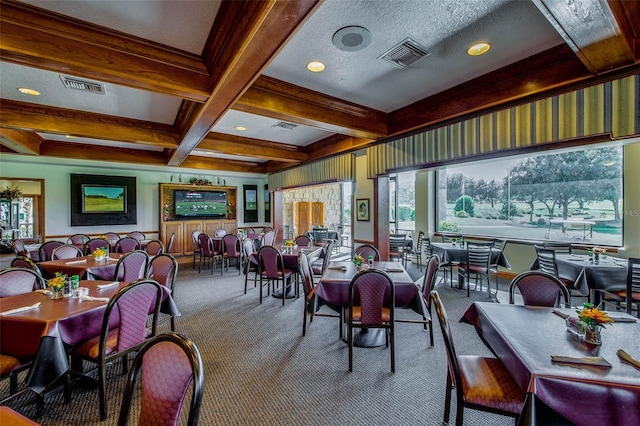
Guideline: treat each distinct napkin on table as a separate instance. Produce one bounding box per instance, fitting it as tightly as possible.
[96,281,120,290]
[35,289,53,296]
[1,302,41,316]
[327,266,347,271]
[385,266,404,272]
[617,349,640,370]
[65,259,87,265]
[550,355,611,368]
[80,295,109,302]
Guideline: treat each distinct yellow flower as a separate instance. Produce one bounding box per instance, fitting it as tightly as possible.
[353,254,364,266]
[92,247,107,257]
[48,272,67,290]
[284,240,294,247]
[577,304,614,329]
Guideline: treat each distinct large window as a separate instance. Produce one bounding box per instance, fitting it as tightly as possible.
[436,145,623,246]
[391,171,416,233]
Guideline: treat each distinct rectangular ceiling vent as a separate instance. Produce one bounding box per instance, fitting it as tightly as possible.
[272,121,298,130]
[59,76,105,95]
[378,38,431,69]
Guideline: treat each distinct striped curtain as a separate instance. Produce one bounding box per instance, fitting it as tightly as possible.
[367,74,639,178]
[268,153,354,190]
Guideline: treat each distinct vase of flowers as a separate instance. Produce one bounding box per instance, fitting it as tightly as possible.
[353,254,364,271]
[48,272,67,299]
[92,247,108,261]
[577,303,614,345]
[282,240,294,253]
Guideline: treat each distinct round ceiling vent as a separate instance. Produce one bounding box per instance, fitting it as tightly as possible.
[332,26,372,52]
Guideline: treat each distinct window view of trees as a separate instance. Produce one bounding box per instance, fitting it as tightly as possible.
[437,146,623,246]
[392,172,416,231]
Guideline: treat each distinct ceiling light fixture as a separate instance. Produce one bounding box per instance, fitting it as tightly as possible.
[467,42,490,56]
[234,126,246,131]
[306,61,325,73]
[17,87,40,96]
[65,135,77,139]
[332,26,372,52]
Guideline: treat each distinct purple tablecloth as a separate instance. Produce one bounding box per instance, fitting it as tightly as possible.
[461,302,640,426]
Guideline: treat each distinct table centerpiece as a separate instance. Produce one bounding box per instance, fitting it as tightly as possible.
[577,303,614,345]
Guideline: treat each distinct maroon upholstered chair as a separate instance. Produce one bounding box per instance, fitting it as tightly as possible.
[70,279,162,421]
[197,233,221,274]
[0,268,46,297]
[191,230,201,269]
[67,233,89,246]
[127,231,145,241]
[243,237,260,294]
[146,254,179,331]
[11,239,28,257]
[299,251,342,338]
[260,230,276,247]
[113,250,149,283]
[0,354,30,396]
[166,232,175,254]
[38,240,64,262]
[103,232,120,247]
[431,290,524,426]
[509,271,570,308]
[84,238,111,255]
[311,239,335,277]
[144,239,164,256]
[221,234,242,276]
[348,269,395,372]
[117,333,204,426]
[354,244,380,262]
[114,236,141,253]
[10,256,40,273]
[257,245,294,305]
[51,244,83,260]
[294,235,312,247]
[214,228,227,237]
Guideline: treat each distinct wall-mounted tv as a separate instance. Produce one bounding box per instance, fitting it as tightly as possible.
[174,190,227,219]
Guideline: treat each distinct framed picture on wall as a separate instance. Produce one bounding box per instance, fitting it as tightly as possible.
[71,174,136,226]
[243,184,258,223]
[356,198,369,221]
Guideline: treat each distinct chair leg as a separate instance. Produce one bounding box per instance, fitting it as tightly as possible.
[99,362,107,421]
[443,374,453,425]
[390,327,395,373]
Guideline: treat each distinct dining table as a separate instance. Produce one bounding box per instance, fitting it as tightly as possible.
[461,302,640,426]
[270,245,322,299]
[430,241,511,268]
[316,260,425,347]
[37,253,123,280]
[0,280,179,394]
[553,254,628,303]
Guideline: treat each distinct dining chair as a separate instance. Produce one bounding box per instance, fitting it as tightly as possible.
[197,233,222,274]
[103,232,120,247]
[312,239,335,278]
[146,253,179,331]
[38,240,64,262]
[51,244,83,260]
[599,257,640,316]
[389,233,407,267]
[191,230,201,269]
[69,279,162,421]
[294,235,312,247]
[242,237,260,294]
[413,231,426,271]
[114,250,149,283]
[84,238,111,256]
[66,233,89,246]
[261,230,276,247]
[262,227,274,233]
[543,241,572,255]
[457,242,492,297]
[489,238,507,290]
[508,271,570,308]
[438,234,462,286]
[0,353,31,397]
[348,269,395,372]
[299,251,342,338]
[257,245,294,305]
[144,239,165,256]
[117,333,204,426]
[311,228,328,248]
[11,239,28,257]
[10,256,40,273]
[127,231,146,241]
[431,290,524,426]
[221,234,242,276]
[114,236,141,253]
[213,229,226,238]
[534,245,580,302]
[441,233,462,243]
[166,232,175,254]
[354,244,381,262]
[0,267,46,297]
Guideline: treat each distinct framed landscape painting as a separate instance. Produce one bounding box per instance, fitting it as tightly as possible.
[356,198,370,221]
[81,185,126,213]
[71,174,136,226]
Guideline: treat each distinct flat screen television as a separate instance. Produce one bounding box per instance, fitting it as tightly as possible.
[174,189,227,219]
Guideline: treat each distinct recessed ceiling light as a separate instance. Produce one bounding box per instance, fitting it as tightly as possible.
[234,126,246,131]
[467,42,490,56]
[306,61,325,73]
[65,135,77,139]
[206,151,215,155]
[17,87,40,96]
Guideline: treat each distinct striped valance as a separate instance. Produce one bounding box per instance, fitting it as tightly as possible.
[367,74,640,177]
[268,153,354,190]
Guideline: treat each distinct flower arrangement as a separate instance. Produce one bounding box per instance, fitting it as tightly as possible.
[591,247,606,254]
[92,247,108,258]
[99,234,109,241]
[48,272,66,291]
[189,177,212,186]
[576,303,614,331]
[353,254,364,268]
[283,239,294,247]
[0,185,23,201]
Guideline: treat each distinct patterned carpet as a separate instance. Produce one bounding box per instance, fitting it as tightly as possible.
[1,256,514,426]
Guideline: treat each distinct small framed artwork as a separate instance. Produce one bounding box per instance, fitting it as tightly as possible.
[356,198,370,221]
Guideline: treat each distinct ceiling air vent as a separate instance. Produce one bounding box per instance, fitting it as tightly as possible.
[59,76,105,95]
[378,38,430,69]
[272,121,297,130]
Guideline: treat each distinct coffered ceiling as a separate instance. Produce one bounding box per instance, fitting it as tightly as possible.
[0,0,638,174]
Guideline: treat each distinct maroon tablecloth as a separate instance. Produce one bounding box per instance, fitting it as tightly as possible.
[38,254,123,280]
[461,302,640,426]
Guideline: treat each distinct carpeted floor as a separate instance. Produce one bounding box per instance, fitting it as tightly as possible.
[1,256,515,426]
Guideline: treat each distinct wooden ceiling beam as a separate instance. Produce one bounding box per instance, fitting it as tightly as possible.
[0,100,178,148]
[305,134,374,160]
[235,76,388,139]
[180,156,268,174]
[199,132,307,163]
[39,141,168,166]
[0,1,211,102]
[532,0,637,74]
[168,0,321,166]
[0,128,42,154]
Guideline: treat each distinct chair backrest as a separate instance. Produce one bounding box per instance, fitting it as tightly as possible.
[39,241,64,261]
[441,234,462,243]
[84,238,111,255]
[51,244,83,260]
[318,240,335,275]
[10,255,40,272]
[67,233,89,245]
[298,251,315,298]
[294,235,312,247]
[312,228,328,244]
[415,231,425,252]
[197,234,215,256]
[261,231,276,247]
[0,267,46,296]
[115,237,141,253]
[389,234,407,254]
[118,333,204,426]
[262,227,274,233]
[245,227,255,234]
[421,255,440,304]
[355,244,380,261]
[543,241,572,255]
[509,271,569,307]
[191,230,201,252]
[465,242,492,269]
[626,257,640,312]
[534,245,558,276]
[104,232,120,246]
[222,234,241,257]
[114,250,150,283]
[166,232,175,254]
[431,290,462,391]
[127,231,146,241]
[146,254,179,292]
[257,245,284,280]
[423,237,432,257]
[349,269,395,326]
[492,238,507,252]
[144,240,165,256]
[214,229,227,237]
[11,239,27,257]
[243,237,256,259]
